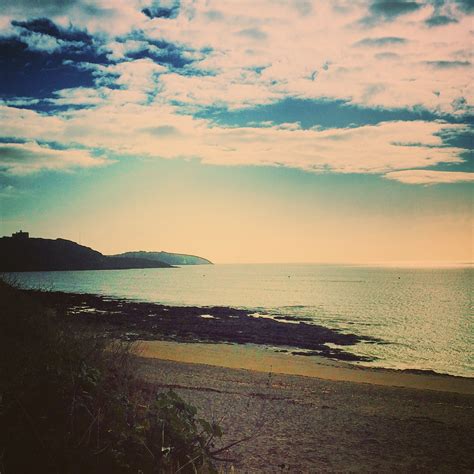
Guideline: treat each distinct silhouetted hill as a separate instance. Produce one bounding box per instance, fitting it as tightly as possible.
[0,236,172,272]
[112,251,213,266]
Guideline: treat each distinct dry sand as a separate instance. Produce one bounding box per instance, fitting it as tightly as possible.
[136,341,474,473]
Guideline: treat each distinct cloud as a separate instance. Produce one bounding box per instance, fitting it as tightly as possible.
[102,58,166,94]
[142,0,180,19]
[125,37,201,69]
[0,0,472,186]
[454,0,474,14]
[140,125,181,136]
[48,87,109,106]
[367,0,423,20]
[1,0,146,36]
[192,121,465,174]
[0,101,467,177]
[359,0,423,26]
[0,15,113,100]
[354,36,407,47]
[425,14,459,26]
[0,0,77,16]
[384,169,474,184]
[157,71,280,109]
[294,0,313,16]
[0,141,110,175]
[374,52,400,60]
[143,1,472,112]
[424,60,471,68]
[11,17,93,44]
[236,27,267,40]
[1,0,472,115]
[8,16,105,58]
[450,96,471,112]
[423,0,473,27]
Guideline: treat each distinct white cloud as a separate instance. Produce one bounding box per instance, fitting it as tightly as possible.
[0,103,467,176]
[49,87,109,106]
[158,71,280,109]
[384,169,474,184]
[2,0,472,113]
[0,0,472,183]
[18,31,64,52]
[133,0,473,113]
[106,58,167,91]
[0,141,110,175]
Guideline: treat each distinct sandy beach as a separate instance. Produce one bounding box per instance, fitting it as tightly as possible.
[21,289,474,471]
[138,340,474,394]
[136,348,474,472]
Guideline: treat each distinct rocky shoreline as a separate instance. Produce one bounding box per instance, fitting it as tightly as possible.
[26,289,380,362]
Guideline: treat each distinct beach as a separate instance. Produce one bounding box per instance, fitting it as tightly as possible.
[16,287,474,471]
[136,353,474,472]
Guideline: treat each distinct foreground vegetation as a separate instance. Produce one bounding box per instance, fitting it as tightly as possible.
[0,281,222,473]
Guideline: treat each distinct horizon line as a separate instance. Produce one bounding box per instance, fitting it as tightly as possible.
[205,260,474,268]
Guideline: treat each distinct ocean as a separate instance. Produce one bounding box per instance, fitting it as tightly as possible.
[6,263,473,377]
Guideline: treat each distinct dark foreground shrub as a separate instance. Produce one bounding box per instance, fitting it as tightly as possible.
[0,281,220,473]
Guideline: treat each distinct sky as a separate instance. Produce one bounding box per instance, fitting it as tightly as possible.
[0,0,472,263]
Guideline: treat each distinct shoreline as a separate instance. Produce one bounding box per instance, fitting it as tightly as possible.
[5,284,474,470]
[21,288,473,380]
[137,340,474,395]
[24,289,378,362]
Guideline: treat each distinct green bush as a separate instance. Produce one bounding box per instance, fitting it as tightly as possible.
[0,281,221,473]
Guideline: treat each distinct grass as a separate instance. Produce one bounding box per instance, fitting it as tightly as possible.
[0,280,222,473]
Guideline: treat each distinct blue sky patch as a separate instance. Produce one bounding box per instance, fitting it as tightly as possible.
[194,98,464,131]
[0,36,103,98]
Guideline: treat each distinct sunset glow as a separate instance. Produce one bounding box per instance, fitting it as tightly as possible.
[1,0,472,263]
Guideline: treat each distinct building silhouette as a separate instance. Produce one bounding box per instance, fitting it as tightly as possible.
[12,230,29,240]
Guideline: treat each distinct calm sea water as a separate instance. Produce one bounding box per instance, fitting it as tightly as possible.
[6,264,473,377]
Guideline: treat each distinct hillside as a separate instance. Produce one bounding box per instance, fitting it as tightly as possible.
[112,251,213,266]
[0,235,172,272]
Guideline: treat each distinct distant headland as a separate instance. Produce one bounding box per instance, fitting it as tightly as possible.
[0,231,213,272]
[111,251,212,266]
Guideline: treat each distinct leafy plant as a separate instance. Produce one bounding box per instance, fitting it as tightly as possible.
[0,280,222,473]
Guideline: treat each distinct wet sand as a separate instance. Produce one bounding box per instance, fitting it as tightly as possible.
[138,340,474,394]
[136,353,474,472]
